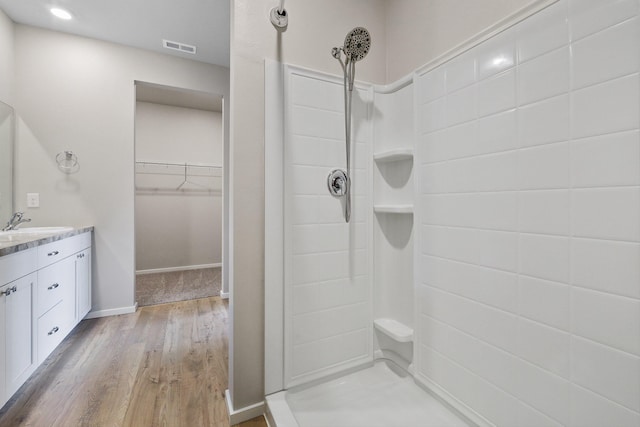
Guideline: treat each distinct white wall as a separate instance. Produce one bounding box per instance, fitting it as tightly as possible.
[135,102,223,272]
[0,8,13,105]
[13,25,229,315]
[229,0,386,411]
[385,0,537,82]
[415,1,640,425]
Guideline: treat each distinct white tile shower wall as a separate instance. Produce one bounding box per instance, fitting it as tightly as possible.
[415,1,640,426]
[284,70,372,386]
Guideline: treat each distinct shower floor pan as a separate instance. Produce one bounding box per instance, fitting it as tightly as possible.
[266,360,471,427]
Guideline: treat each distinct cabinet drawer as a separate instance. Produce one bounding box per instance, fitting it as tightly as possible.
[37,299,73,363]
[37,257,75,318]
[37,232,91,269]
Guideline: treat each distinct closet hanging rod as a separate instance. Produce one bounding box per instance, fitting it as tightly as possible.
[135,161,222,169]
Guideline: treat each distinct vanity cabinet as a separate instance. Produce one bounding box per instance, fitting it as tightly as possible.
[0,230,92,409]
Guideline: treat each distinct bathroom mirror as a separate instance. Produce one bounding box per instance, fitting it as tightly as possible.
[0,100,14,225]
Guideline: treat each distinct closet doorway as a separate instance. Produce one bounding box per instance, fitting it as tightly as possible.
[133,81,224,306]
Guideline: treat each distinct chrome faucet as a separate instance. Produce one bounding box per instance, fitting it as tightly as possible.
[2,212,32,231]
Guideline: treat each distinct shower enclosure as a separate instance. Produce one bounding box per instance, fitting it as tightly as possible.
[265,1,640,426]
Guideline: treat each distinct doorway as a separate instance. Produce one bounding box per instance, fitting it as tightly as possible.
[133,81,224,306]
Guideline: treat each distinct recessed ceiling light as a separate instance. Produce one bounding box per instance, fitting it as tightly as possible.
[50,7,72,20]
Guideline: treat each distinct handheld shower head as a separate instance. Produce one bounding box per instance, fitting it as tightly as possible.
[343,27,371,62]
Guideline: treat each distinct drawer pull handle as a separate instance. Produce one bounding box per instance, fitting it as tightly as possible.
[48,326,59,336]
[48,251,60,257]
[1,286,17,296]
[48,283,60,290]
[77,253,85,259]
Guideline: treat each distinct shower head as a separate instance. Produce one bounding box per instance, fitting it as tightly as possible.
[343,27,371,62]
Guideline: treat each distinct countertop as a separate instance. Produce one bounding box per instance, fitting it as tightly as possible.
[0,226,94,257]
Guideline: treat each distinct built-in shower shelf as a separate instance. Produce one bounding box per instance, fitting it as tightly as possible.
[373,148,414,163]
[374,318,413,343]
[374,204,414,214]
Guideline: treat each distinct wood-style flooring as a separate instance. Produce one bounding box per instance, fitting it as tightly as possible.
[0,296,267,427]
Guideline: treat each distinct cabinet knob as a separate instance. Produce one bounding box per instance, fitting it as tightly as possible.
[47,250,60,257]
[77,253,85,259]
[48,326,59,336]
[47,283,60,290]
[1,286,15,296]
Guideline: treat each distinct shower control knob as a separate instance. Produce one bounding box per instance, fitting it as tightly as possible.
[327,169,348,197]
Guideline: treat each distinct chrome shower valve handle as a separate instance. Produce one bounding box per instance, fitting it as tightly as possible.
[327,169,349,197]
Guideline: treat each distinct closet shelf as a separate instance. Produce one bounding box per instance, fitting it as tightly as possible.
[374,318,413,343]
[373,204,413,214]
[373,148,413,163]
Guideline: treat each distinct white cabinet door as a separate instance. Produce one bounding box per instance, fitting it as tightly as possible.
[5,273,36,396]
[0,283,6,408]
[75,249,91,320]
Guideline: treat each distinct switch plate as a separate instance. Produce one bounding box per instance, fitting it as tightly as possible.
[27,193,39,208]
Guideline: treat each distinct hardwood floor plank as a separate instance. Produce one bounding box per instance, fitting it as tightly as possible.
[0,297,267,427]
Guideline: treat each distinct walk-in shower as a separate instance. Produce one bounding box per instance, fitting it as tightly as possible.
[327,27,371,223]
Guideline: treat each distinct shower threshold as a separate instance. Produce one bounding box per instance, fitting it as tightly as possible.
[265,360,472,427]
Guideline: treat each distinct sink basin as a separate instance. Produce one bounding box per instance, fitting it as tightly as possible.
[6,226,74,235]
[0,227,74,243]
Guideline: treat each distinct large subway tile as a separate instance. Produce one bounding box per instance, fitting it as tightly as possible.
[473,151,519,192]
[290,165,333,195]
[571,74,639,139]
[571,238,640,298]
[476,28,516,81]
[420,255,518,313]
[569,0,639,42]
[442,121,477,160]
[518,190,570,236]
[517,47,569,105]
[516,360,570,425]
[517,402,564,427]
[572,287,640,355]
[518,142,570,190]
[289,135,343,167]
[571,130,640,188]
[421,285,518,353]
[419,345,520,427]
[571,187,640,242]
[572,17,640,90]
[446,50,476,92]
[418,65,446,103]
[572,336,640,412]
[419,97,446,134]
[293,302,368,345]
[517,318,570,378]
[476,109,517,155]
[446,84,477,126]
[292,329,368,378]
[519,234,570,283]
[518,275,570,330]
[421,192,517,231]
[421,316,520,396]
[477,229,518,272]
[292,276,367,315]
[477,69,516,118]
[291,74,343,112]
[291,106,343,140]
[421,225,477,264]
[517,0,568,63]
[571,383,640,427]
[418,129,447,164]
[518,95,570,147]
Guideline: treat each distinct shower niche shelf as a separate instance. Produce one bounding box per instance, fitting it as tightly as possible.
[374,204,413,214]
[374,318,413,343]
[373,148,413,163]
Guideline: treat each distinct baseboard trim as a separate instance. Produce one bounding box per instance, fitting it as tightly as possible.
[225,389,265,425]
[85,303,138,319]
[136,263,222,275]
[221,291,229,300]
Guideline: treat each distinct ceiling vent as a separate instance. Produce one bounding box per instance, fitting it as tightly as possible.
[163,39,197,54]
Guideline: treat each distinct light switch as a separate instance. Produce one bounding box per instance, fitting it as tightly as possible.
[27,193,39,208]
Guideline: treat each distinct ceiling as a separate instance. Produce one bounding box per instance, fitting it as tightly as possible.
[136,81,223,112]
[0,0,230,68]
